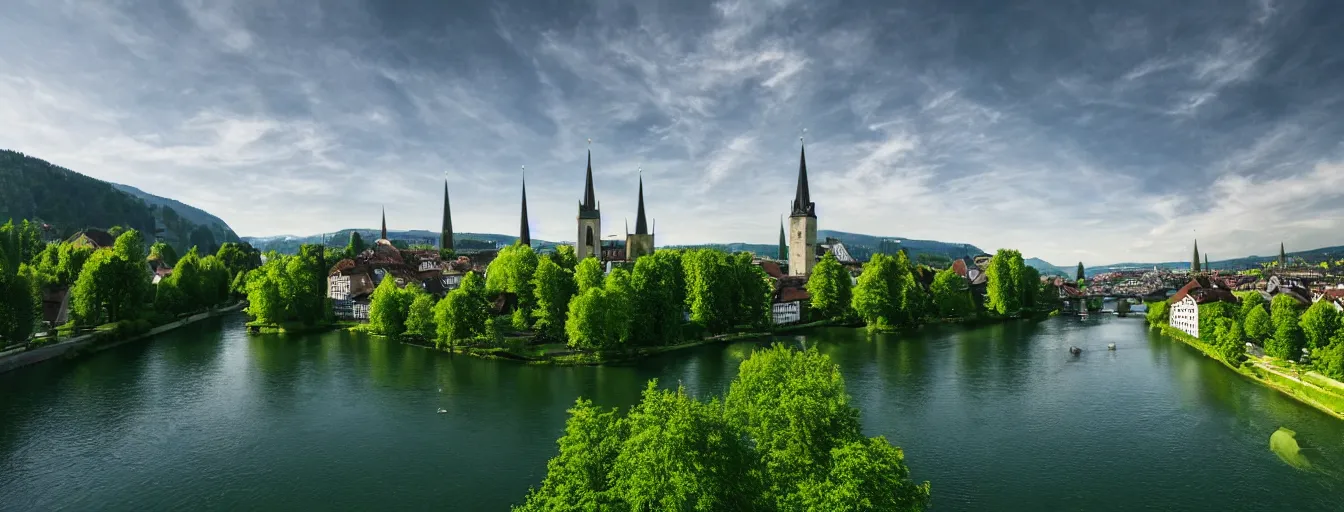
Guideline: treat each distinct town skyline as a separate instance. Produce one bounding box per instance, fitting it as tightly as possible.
[3,0,1344,265]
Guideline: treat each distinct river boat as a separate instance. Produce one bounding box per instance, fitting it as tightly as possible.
[1069,346,1082,355]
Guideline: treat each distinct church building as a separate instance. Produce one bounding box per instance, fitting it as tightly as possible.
[576,150,601,260]
[788,141,818,276]
[625,173,654,260]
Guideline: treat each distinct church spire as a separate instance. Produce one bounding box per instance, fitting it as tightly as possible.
[519,168,531,247]
[381,206,387,240]
[791,139,815,218]
[440,180,453,251]
[1191,239,1200,272]
[778,216,787,260]
[634,171,648,235]
[579,142,599,219]
[1280,242,1286,268]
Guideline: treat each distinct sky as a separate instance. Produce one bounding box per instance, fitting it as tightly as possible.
[2,0,1343,265]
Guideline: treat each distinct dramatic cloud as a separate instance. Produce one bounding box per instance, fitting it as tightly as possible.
[2,0,1343,265]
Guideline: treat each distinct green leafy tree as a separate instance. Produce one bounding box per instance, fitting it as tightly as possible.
[433,272,490,348]
[630,250,685,346]
[0,226,40,342]
[725,345,862,508]
[344,231,367,259]
[1076,262,1085,281]
[551,245,578,272]
[1298,299,1339,350]
[604,268,633,345]
[1266,294,1306,360]
[1018,265,1040,310]
[515,398,626,511]
[1145,300,1169,325]
[682,249,733,334]
[215,242,261,277]
[405,287,437,338]
[244,263,284,325]
[71,249,115,325]
[148,242,179,267]
[797,436,932,512]
[486,243,539,329]
[368,276,415,337]
[277,244,328,325]
[608,382,759,511]
[574,257,605,294]
[985,249,1021,315]
[807,252,853,320]
[1244,304,1272,342]
[852,253,900,330]
[731,252,773,329]
[1314,332,1344,380]
[565,288,614,350]
[1238,291,1266,320]
[930,267,973,318]
[1211,317,1247,364]
[531,257,576,339]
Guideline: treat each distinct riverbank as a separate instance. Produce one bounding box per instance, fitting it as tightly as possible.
[0,303,246,375]
[1155,324,1344,420]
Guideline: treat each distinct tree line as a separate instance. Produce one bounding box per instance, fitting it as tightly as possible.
[1147,290,1344,379]
[364,244,774,350]
[514,345,931,511]
[0,219,261,346]
[805,248,1057,331]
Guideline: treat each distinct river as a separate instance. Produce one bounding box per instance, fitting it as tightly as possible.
[1,314,1341,511]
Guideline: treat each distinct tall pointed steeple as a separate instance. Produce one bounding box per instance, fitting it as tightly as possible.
[1191,239,1200,272]
[440,180,453,251]
[519,170,531,247]
[634,173,648,235]
[790,143,815,218]
[1279,242,1286,268]
[381,206,387,241]
[778,217,787,260]
[580,149,598,215]
[1205,254,1210,273]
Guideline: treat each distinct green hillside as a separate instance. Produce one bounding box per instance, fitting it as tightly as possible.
[0,149,239,253]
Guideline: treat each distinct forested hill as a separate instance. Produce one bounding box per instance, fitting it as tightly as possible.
[0,149,240,253]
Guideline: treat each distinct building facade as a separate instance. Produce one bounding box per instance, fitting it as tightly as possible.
[576,150,602,260]
[625,174,654,261]
[1169,295,1199,337]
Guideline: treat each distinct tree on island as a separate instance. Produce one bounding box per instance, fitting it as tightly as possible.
[851,253,903,330]
[487,243,539,330]
[532,257,576,340]
[433,272,489,348]
[628,250,685,346]
[930,267,973,319]
[985,249,1022,315]
[1299,299,1339,351]
[807,252,853,321]
[514,345,930,512]
[368,275,417,337]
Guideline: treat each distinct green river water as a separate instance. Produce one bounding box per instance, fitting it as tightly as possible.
[2,314,1342,511]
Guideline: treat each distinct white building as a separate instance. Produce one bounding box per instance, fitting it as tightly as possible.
[772,301,802,325]
[1169,295,1199,337]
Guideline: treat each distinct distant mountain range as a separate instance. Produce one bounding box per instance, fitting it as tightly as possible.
[0,149,239,253]
[1081,245,1344,276]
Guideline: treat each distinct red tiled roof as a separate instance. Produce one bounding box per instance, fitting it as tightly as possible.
[778,287,810,303]
[1169,276,1239,305]
[759,261,784,278]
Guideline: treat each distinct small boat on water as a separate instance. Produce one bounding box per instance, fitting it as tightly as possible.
[1108,343,1116,351]
[1069,346,1082,356]
[437,408,448,414]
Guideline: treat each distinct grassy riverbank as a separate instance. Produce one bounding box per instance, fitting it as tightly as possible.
[1156,324,1344,420]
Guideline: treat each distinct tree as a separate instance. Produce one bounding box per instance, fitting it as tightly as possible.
[486,243,539,329]
[930,267,973,318]
[574,257,605,294]
[344,231,367,259]
[724,345,862,508]
[1145,300,1169,325]
[630,250,685,346]
[71,249,115,325]
[565,288,614,350]
[797,436,932,512]
[551,245,578,272]
[1299,299,1339,350]
[1076,262,1085,282]
[280,244,328,325]
[608,382,759,511]
[1212,317,1246,364]
[405,288,437,338]
[1266,294,1306,361]
[1314,332,1344,380]
[1244,304,1272,342]
[1018,265,1041,310]
[852,253,900,330]
[531,257,576,339]
[807,252,853,321]
[730,252,773,329]
[215,242,261,277]
[516,398,626,511]
[1239,291,1266,320]
[434,272,490,348]
[148,242,179,267]
[604,268,633,345]
[985,249,1021,315]
[368,276,415,337]
[244,264,284,325]
[682,249,733,334]
[0,226,40,343]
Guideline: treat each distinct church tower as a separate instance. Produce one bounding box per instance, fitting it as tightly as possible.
[789,140,818,276]
[380,206,388,241]
[777,217,787,261]
[519,171,531,247]
[1191,239,1200,273]
[625,171,654,260]
[440,180,453,251]
[576,147,602,260]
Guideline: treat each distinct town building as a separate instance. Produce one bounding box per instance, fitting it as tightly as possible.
[576,150,602,260]
[1167,276,1239,338]
[788,142,817,277]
